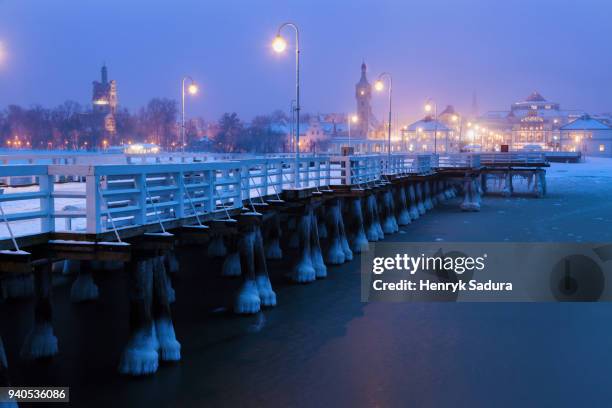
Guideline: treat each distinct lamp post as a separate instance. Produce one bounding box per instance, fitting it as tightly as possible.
[272,22,301,187]
[289,99,296,152]
[348,114,358,151]
[181,76,198,152]
[425,99,438,153]
[374,73,393,172]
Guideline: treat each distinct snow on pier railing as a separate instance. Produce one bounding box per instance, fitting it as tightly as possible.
[0,153,467,239]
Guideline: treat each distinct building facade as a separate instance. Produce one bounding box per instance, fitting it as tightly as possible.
[354,62,375,138]
[402,116,453,153]
[92,64,118,138]
[476,91,584,151]
[559,114,612,156]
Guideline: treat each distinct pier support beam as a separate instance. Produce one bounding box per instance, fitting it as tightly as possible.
[395,185,411,226]
[364,192,383,242]
[381,189,398,234]
[70,260,99,303]
[235,214,277,313]
[346,196,368,253]
[533,170,546,198]
[423,181,434,210]
[425,180,439,208]
[310,209,327,278]
[325,199,346,265]
[407,184,420,221]
[460,178,481,212]
[119,258,158,376]
[21,262,58,360]
[221,236,241,277]
[337,200,353,262]
[264,213,283,260]
[152,256,180,362]
[480,174,488,195]
[435,180,446,204]
[502,172,513,197]
[291,209,316,282]
[415,183,426,215]
[539,170,547,196]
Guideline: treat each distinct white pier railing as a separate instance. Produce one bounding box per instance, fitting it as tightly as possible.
[0,153,464,239]
[436,153,482,169]
[480,152,547,165]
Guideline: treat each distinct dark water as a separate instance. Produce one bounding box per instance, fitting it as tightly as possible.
[2,169,612,407]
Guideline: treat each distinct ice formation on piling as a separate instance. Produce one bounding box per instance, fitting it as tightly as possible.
[222,252,241,277]
[119,326,159,376]
[235,279,261,314]
[407,184,420,221]
[349,198,369,253]
[291,215,316,282]
[325,203,346,265]
[20,323,58,360]
[396,186,411,226]
[310,213,327,278]
[70,271,99,302]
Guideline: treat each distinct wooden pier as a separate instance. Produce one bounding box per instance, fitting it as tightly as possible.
[0,151,548,379]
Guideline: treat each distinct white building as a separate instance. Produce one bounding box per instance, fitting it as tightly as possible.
[402,117,453,153]
[477,91,585,151]
[559,114,612,156]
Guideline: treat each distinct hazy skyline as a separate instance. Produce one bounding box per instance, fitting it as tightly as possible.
[0,0,611,124]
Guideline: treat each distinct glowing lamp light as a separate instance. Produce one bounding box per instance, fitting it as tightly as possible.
[350,114,359,123]
[424,104,432,113]
[0,42,6,65]
[452,115,458,122]
[188,83,198,95]
[374,80,384,92]
[272,35,287,53]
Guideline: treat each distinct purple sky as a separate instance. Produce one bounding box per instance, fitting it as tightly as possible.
[0,0,611,125]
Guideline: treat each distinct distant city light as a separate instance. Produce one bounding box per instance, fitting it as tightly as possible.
[452,115,458,122]
[272,35,287,53]
[125,143,160,154]
[374,80,384,91]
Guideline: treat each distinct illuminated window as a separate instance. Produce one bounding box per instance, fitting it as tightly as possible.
[600,144,605,152]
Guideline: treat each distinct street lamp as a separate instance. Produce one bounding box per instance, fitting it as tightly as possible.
[348,114,358,150]
[424,99,438,153]
[181,76,198,152]
[272,22,301,187]
[374,72,393,172]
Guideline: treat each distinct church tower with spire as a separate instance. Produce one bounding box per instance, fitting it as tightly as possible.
[92,64,118,137]
[355,61,373,138]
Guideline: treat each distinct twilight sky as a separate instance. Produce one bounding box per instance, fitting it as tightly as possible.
[0,0,611,125]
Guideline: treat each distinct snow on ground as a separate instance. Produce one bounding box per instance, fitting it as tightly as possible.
[0,182,85,239]
[388,156,612,243]
[547,156,612,178]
